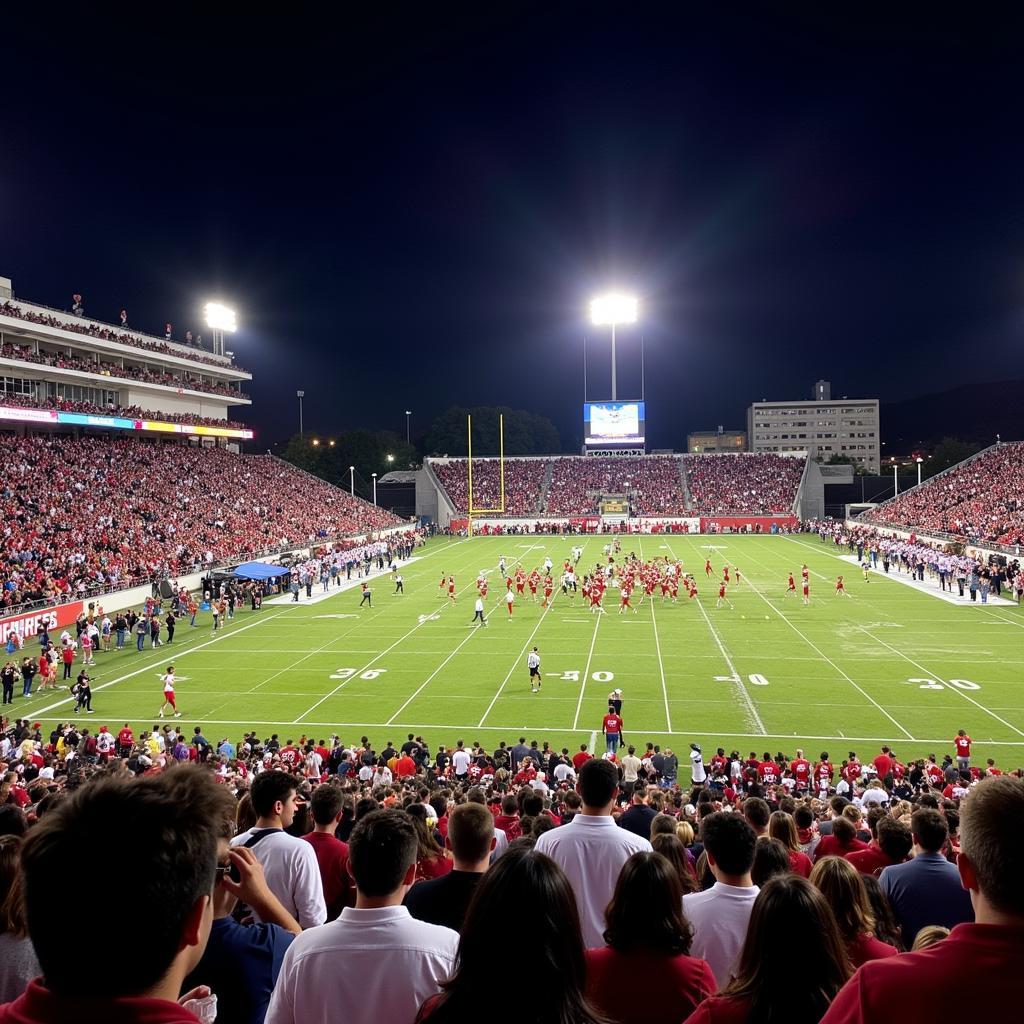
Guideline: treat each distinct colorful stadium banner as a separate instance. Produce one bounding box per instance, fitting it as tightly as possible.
[699,515,798,533]
[0,404,253,439]
[0,600,85,645]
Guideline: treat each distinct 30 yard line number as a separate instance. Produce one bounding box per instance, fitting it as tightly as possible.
[906,677,980,691]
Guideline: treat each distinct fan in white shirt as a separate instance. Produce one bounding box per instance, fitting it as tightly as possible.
[452,747,471,777]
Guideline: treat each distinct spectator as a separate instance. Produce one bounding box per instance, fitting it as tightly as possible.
[230,772,327,929]
[0,767,234,1023]
[860,875,904,951]
[416,846,602,1024]
[682,811,760,987]
[768,811,813,877]
[684,876,851,1024]
[845,816,912,877]
[534,758,652,948]
[879,808,973,947]
[266,809,459,1024]
[586,852,716,1024]
[405,802,496,931]
[751,838,792,887]
[300,785,352,921]
[742,797,770,838]
[407,803,453,882]
[822,777,1024,1022]
[909,925,949,951]
[617,787,657,839]
[651,832,698,895]
[0,835,39,1002]
[814,816,869,861]
[810,857,899,967]
[183,842,299,1024]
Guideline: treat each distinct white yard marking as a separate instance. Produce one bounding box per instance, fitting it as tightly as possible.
[571,614,603,730]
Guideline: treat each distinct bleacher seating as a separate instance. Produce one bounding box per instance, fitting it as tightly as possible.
[431,459,547,516]
[545,456,687,516]
[683,454,803,515]
[861,442,1024,546]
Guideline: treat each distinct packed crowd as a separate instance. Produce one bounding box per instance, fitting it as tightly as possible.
[0,436,403,610]
[0,720,1019,1024]
[808,520,1024,603]
[0,341,249,402]
[430,459,547,516]
[0,300,246,373]
[545,456,687,516]
[683,453,804,515]
[861,441,1024,547]
[0,393,248,431]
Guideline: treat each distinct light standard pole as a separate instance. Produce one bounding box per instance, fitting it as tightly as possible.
[892,460,899,497]
[589,293,638,401]
[349,466,355,496]
[372,472,377,505]
[405,410,412,445]
[916,457,923,487]
[297,390,305,436]
[204,302,237,359]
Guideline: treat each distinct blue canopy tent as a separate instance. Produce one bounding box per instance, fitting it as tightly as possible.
[233,561,287,581]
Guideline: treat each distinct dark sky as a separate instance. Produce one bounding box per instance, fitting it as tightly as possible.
[2,8,1022,449]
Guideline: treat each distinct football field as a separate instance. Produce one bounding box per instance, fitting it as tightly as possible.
[21,535,1024,766]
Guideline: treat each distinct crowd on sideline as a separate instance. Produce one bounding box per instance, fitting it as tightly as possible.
[808,520,1024,604]
[684,453,804,516]
[0,392,248,431]
[861,441,1024,547]
[0,300,247,373]
[0,436,402,611]
[0,722,1019,1024]
[0,341,248,402]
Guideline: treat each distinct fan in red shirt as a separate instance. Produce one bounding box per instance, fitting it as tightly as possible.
[841,755,862,786]
[790,750,811,791]
[301,786,353,920]
[845,816,913,877]
[872,746,894,781]
[394,753,417,777]
[117,723,134,757]
[758,757,780,785]
[572,746,592,771]
[954,730,971,765]
[814,817,869,861]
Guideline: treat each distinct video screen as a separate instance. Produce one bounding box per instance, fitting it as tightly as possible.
[584,401,645,445]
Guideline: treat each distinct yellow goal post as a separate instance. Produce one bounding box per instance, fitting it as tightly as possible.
[467,413,505,536]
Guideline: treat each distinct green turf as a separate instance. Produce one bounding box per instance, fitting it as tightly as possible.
[17,535,1024,767]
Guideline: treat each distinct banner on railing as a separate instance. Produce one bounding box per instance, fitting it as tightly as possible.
[0,600,86,645]
[700,515,798,533]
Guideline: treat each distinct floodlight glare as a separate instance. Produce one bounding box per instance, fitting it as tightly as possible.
[590,293,638,326]
[204,302,237,332]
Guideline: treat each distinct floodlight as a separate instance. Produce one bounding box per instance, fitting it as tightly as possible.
[590,293,638,326]
[204,302,237,332]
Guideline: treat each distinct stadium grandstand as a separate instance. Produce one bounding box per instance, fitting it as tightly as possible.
[858,441,1024,549]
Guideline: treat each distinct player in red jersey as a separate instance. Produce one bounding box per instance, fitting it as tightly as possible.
[618,582,636,615]
[785,572,797,596]
[447,576,457,604]
[954,729,972,768]
[835,574,851,597]
[723,565,730,584]
[542,575,553,608]
[438,574,447,599]
[801,564,810,585]
[528,570,540,602]
[734,567,742,585]
[589,578,605,614]
[815,753,834,794]
[705,558,713,578]
[841,753,862,787]
[506,574,514,592]
[758,756,780,785]
[479,579,489,600]
[802,579,810,605]
[790,749,811,791]
[716,581,733,609]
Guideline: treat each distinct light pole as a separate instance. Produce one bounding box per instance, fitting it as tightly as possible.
[204,302,237,358]
[916,457,923,487]
[405,410,412,444]
[297,390,305,435]
[372,472,378,505]
[386,453,394,467]
[349,466,354,496]
[892,459,899,497]
[589,293,638,401]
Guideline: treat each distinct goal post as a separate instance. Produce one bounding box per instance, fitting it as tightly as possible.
[467,412,505,536]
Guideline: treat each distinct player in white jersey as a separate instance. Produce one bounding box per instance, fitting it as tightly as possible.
[499,556,507,578]
[543,556,553,574]
[527,647,541,692]
[158,665,182,718]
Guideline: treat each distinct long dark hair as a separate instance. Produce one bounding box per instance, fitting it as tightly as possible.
[860,874,904,951]
[651,833,698,895]
[604,851,694,955]
[721,875,851,1023]
[405,803,444,861]
[423,847,604,1024]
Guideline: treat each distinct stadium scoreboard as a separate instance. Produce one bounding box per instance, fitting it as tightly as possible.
[583,401,645,447]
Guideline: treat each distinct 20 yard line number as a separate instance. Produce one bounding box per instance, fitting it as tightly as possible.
[329,667,388,681]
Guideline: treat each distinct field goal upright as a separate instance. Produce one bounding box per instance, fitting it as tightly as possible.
[467,412,505,536]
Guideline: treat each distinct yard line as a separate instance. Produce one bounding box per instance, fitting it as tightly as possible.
[26,611,288,718]
[662,538,765,735]
[697,539,917,741]
[385,625,482,725]
[63,715,1024,747]
[571,614,602,730]
[855,625,1024,737]
[293,562,486,723]
[638,536,672,734]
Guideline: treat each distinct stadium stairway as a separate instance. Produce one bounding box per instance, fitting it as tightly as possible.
[538,457,555,514]
[678,456,694,511]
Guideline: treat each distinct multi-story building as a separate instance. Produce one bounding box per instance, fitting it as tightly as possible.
[0,276,252,443]
[687,429,747,453]
[747,381,879,472]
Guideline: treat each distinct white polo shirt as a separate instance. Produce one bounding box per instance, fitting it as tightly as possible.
[265,905,458,1024]
[452,749,471,776]
[230,828,327,929]
[683,881,760,987]
[534,814,652,948]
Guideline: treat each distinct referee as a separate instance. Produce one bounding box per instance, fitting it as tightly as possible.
[528,647,541,693]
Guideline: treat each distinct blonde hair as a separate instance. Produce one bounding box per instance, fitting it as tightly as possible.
[809,856,875,942]
[911,925,949,951]
[676,821,694,845]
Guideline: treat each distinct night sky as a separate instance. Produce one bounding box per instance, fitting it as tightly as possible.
[2,8,1022,450]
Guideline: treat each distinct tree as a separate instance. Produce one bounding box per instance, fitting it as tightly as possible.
[923,437,983,479]
[424,406,561,456]
[278,430,417,495]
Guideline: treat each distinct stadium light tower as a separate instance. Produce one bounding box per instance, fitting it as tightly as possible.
[296,390,305,435]
[349,465,355,495]
[372,472,378,505]
[916,456,923,487]
[405,410,412,444]
[589,293,638,401]
[204,302,237,358]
